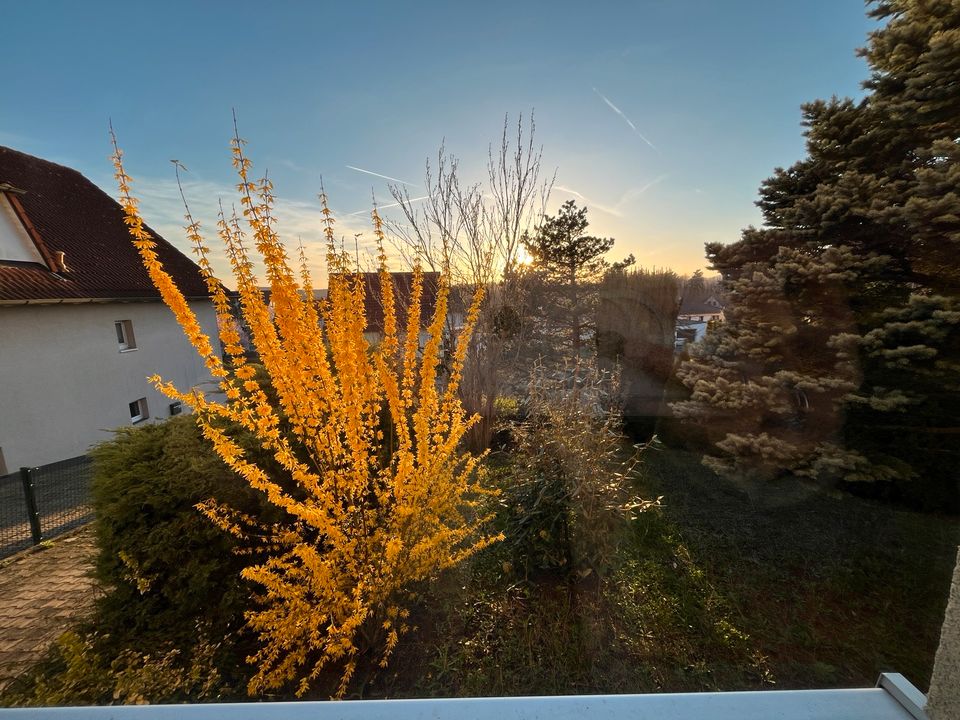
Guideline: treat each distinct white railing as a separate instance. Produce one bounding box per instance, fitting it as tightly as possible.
[0,673,929,720]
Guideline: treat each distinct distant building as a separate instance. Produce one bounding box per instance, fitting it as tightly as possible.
[238,273,464,360]
[327,272,464,347]
[0,146,220,471]
[675,294,725,351]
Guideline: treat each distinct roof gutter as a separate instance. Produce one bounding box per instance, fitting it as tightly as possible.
[0,296,212,307]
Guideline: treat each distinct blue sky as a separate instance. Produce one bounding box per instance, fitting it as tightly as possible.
[2,1,878,279]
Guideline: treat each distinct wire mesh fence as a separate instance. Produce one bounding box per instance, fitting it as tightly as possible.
[0,472,35,558]
[0,456,93,560]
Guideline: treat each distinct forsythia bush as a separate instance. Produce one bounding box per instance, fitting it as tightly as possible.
[110,130,500,697]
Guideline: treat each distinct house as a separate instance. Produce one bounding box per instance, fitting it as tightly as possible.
[0,146,220,472]
[357,271,465,345]
[235,273,463,361]
[675,294,725,351]
[234,287,329,358]
[327,272,464,347]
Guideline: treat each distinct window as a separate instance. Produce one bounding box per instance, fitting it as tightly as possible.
[115,320,136,351]
[0,192,47,265]
[128,398,148,423]
[115,320,137,351]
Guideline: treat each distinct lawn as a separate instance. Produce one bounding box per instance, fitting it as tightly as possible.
[4,446,957,704]
[370,446,959,698]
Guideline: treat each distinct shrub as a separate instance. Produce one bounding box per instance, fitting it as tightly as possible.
[3,410,280,706]
[596,268,680,426]
[498,361,658,578]
[4,630,226,707]
[90,414,273,653]
[111,128,498,697]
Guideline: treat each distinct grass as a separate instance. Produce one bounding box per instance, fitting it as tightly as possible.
[367,446,959,698]
[637,448,959,692]
[4,446,957,703]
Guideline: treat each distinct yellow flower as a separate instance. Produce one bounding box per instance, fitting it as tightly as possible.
[112,128,498,699]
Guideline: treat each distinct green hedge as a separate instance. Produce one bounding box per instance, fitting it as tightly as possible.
[6,413,279,705]
[90,414,274,653]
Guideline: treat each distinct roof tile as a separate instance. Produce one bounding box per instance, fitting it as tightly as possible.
[0,146,209,302]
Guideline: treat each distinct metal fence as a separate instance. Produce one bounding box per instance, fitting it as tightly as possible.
[0,455,93,560]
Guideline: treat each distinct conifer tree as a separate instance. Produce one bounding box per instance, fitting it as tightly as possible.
[675,0,960,508]
[522,200,622,354]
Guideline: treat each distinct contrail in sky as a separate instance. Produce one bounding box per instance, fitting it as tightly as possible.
[620,174,669,203]
[592,88,658,152]
[555,176,669,218]
[346,196,429,216]
[346,165,417,187]
[553,185,623,217]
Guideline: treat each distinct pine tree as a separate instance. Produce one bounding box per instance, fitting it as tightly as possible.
[522,200,622,354]
[684,269,706,300]
[676,0,960,508]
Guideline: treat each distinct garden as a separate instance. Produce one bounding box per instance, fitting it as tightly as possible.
[2,0,959,707]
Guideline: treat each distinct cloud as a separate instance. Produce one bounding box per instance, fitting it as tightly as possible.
[345,165,417,187]
[554,185,623,217]
[617,174,669,204]
[592,88,659,152]
[280,158,311,174]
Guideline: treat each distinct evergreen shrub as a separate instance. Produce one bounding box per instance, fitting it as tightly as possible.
[90,413,274,650]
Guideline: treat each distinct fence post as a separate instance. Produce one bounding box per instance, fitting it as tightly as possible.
[20,467,42,545]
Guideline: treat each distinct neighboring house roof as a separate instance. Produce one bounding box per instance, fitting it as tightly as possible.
[678,295,724,316]
[326,272,443,333]
[363,272,443,333]
[253,276,463,342]
[0,145,209,303]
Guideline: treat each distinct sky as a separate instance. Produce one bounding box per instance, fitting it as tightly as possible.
[1,1,879,281]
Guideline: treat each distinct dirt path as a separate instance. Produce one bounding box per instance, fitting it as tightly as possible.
[0,525,98,690]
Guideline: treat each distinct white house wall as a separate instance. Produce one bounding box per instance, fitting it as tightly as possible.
[682,321,709,342]
[0,300,219,470]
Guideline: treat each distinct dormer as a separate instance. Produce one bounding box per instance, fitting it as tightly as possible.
[0,182,55,269]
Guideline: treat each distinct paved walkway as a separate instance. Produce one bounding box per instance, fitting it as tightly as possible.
[0,525,98,690]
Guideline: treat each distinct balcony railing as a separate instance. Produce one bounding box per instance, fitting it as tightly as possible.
[0,673,929,720]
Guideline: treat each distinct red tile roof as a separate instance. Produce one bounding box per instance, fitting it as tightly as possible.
[325,272,442,332]
[0,146,209,302]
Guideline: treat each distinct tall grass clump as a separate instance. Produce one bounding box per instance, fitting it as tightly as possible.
[498,361,658,578]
